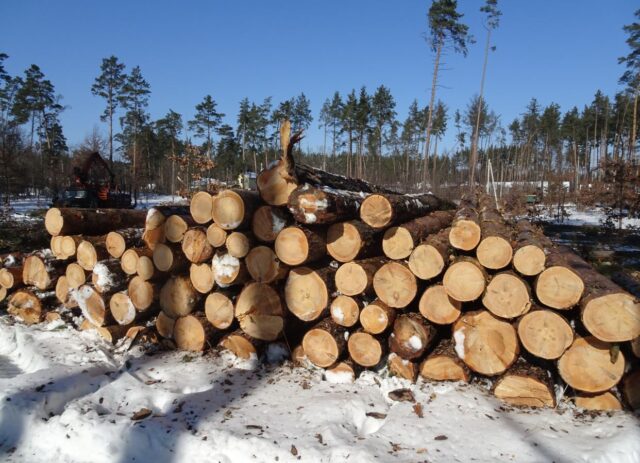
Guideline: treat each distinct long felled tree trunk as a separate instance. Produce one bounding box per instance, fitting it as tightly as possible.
[422,41,442,191]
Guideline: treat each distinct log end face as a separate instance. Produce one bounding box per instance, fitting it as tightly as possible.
[360,195,392,229]
[190,191,214,224]
[45,208,63,236]
[409,244,445,281]
[303,329,340,368]
[212,190,245,230]
[205,292,234,329]
[382,227,413,260]
[582,293,640,342]
[348,332,382,368]
[330,295,360,327]
[373,262,417,308]
[476,236,513,270]
[326,222,361,262]
[418,284,461,325]
[443,261,486,302]
[517,310,573,360]
[449,220,481,251]
[536,266,584,310]
[335,262,367,296]
[513,245,545,276]
[285,267,329,321]
[482,273,531,319]
[275,227,309,266]
[493,375,555,408]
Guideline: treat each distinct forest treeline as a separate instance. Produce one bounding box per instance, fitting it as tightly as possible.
[0,2,638,213]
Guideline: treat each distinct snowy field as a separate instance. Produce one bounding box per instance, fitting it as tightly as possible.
[0,317,638,463]
[537,203,640,230]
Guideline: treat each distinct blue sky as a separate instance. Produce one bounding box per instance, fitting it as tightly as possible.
[0,1,634,155]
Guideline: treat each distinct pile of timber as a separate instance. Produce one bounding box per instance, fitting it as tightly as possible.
[1,122,638,414]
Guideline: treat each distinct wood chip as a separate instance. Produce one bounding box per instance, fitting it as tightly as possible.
[131,408,152,420]
[388,388,415,402]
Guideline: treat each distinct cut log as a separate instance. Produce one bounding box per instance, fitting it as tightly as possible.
[128,275,158,311]
[142,225,165,251]
[251,205,291,243]
[335,257,386,297]
[360,193,452,229]
[288,185,365,224]
[212,189,260,230]
[558,336,625,393]
[22,255,64,290]
[206,223,228,248]
[79,320,131,344]
[302,318,346,368]
[418,284,461,325]
[452,310,519,376]
[449,204,481,251]
[492,360,556,408]
[120,247,152,276]
[0,266,23,289]
[512,220,551,276]
[382,210,454,260]
[174,314,218,351]
[347,331,384,368]
[325,360,357,383]
[73,284,112,326]
[534,248,585,310]
[621,369,640,410]
[136,256,158,281]
[76,238,109,271]
[189,191,214,224]
[326,220,381,263]
[219,330,262,359]
[205,291,236,330]
[475,214,513,270]
[164,214,197,243]
[573,392,623,411]
[285,266,336,322]
[225,231,253,258]
[408,228,450,281]
[153,243,190,273]
[235,282,284,341]
[274,226,326,266]
[109,292,136,325]
[517,308,574,360]
[50,235,64,259]
[442,257,487,302]
[419,338,471,382]
[189,263,215,294]
[156,311,175,339]
[482,272,532,319]
[159,275,200,319]
[45,208,146,236]
[105,228,143,259]
[388,354,418,382]
[181,227,214,263]
[245,246,288,283]
[330,295,361,328]
[66,262,87,289]
[211,252,249,287]
[91,259,127,293]
[58,235,82,260]
[55,275,77,308]
[0,286,5,303]
[359,299,395,335]
[144,206,189,250]
[388,313,437,360]
[8,290,46,325]
[373,261,418,308]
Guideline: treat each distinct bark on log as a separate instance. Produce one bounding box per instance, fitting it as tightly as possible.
[558,336,625,393]
[235,282,284,341]
[91,259,127,293]
[388,313,437,360]
[382,210,454,260]
[105,228,143,259]
[0,266,23,289]
[512,220,552,276]
[211,252,249,287]
[120,247,152,276]
[156,311,175,339]
[373,261,418,308]
[45,208,146,236]
[573,392,623,411]
[245,246,289,284]
[419,338,471,382]
[302,318,346,368]
[251,205,292,243]
[388,354,418,382]
[190,191,214,225]
[516,308,574,360]
[452,310,519,376]
[181,227,214,263]
[492,359,556,408]
[189,262,215,294]
[359,299,395,335]
[8,289,51,325]
[212,189,260,230]
[347,330,384,368]
[534,247,585,310]
[288,184,366,225]
[76,237,110,271]
[164,214,197,243]
[274,226,326,266]
[153,243,190,273]
[335,257,387,297]
[329,295,361,328]
[360,193,453,229]
[442,257,487,302]
[418,284,462,325]
[285,266,336,322]
[225,231,253,258]
[206,223,228,248]
[622,369,640,410]
[326,220,381,263]
[174,313,219,352]
[482,272,532,319]
[205,290,237,330]
[408,228,450,281]
[159,275,200,319]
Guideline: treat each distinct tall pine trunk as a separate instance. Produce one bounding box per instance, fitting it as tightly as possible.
[470,28,492,190]
[422,41,443,191]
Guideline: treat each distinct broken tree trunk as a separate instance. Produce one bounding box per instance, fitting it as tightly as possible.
[382,210,454,260]
[326,220,381,263]
[302,318,347,368]
[558,336,625,393]
[452,310,519,376]
[335,257,387,297]
[516,308,574,360]
[373,261,418,309]
[492,359,556,408]
[388,313,437,360]
[234,282,284,341]
[419,338,471,382]
[418,284,462,325]
[285,266,336,322]
[45,208,146,236]
[274,225,326,266]
[288,185,366,225]
[482,272,532,319]
[360,193,453,229]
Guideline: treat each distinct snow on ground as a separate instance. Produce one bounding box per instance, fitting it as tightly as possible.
[0,317,638,463]
[538,204,640,230]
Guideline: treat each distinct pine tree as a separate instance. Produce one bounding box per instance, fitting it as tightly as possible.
[370,85,396,181]
[156,110,183,196]
[91,56,126,166]
[618,9,640,158]
[355,87,370,178]
[341,90,358,177]
[188,95,224,158]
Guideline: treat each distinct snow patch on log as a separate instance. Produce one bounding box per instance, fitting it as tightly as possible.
[406,335,422,351]
[453,329,466,359]
[325,369,354,384]
[92,263,115,292]
[212,254,240,279]
[271,212,286,234]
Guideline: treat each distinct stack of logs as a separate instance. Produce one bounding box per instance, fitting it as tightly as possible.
[1,127,639,413]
